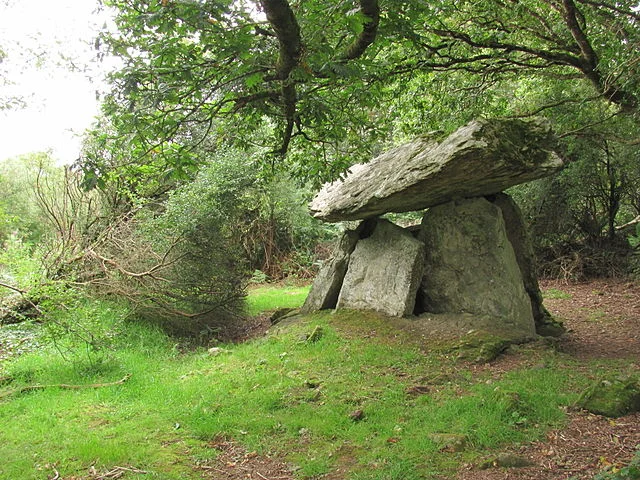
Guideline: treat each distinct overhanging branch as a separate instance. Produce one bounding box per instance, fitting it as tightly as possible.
[260,0,302,80]
[341,0,380,61]
[260,0,303,157]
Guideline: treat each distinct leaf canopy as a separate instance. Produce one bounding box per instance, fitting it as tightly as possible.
[95,0,640,183]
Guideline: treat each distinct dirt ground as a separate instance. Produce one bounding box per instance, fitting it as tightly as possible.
[198,279,640,480]
[456,278,640,480]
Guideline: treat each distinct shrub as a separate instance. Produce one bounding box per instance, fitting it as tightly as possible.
[87,150,252,337]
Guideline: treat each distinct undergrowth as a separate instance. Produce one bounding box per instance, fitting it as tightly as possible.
[0,285,635,479]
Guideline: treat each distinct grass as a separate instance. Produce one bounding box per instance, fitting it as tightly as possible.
[0,285,634,479]
[245,283,311,315]
[543,287,573,300]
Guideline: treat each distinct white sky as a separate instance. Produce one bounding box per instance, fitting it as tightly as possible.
[0,0,111,164]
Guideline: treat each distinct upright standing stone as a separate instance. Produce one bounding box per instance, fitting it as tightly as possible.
[337,219,425,317]
[489,193,565,337]
[419,198,535,340]
[301,229,361,313]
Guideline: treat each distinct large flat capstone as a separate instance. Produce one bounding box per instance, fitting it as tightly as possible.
[310,118,563,222]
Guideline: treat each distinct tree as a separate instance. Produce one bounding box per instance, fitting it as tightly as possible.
[407,0,639,113]
[97,0,639,184]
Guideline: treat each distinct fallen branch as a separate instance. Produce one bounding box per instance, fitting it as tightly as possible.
[616,215,640,230]
[0,374,132,400]
[94,465,148,479]
[0,281,27,295]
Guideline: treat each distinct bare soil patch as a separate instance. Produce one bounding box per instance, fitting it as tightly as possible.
[458,411,640,480]
[194,437,294,480]
[541,278,640,361]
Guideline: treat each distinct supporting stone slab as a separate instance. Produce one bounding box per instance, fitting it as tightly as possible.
[301,229,360,313]
[418,198,536,340]
[489,193,565,337]
[336,219,425,317]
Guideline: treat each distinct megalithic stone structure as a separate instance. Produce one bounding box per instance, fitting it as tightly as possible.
[304,118,566,341]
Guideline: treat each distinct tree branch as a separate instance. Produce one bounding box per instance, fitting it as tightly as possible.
[341,0,380,61]
[275,83,297,156]
[429,28,583,69]
[0,282,27,296]
[0,374,132,400]
[575,0,640,22]
[560,0,637,111]
[562,0,598,69]
[260,0,302,81]
[427,18,638,113]
[259,0,303,157]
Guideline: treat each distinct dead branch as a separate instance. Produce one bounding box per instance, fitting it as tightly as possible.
[616,215,640,231]
[0,374,132,400]
[93,465,148,479]
[0,281,28,296]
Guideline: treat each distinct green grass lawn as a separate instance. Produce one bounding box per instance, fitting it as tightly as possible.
[245,283,311,315]
[0,285,635,479]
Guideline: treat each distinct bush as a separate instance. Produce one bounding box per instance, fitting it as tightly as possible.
[235,175,334,280]
[87,150,253,337]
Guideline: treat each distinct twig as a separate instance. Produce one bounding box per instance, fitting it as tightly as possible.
[95,465,148,479]
[49,466,60,480]
[0,374,132,400]
[616,215,640,231]
[0,281,28,295]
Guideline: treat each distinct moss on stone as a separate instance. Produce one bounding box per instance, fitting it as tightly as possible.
[454,332,512,363]
[576,376,640,418]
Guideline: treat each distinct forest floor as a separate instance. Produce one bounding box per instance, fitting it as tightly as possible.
[455,278,640,480]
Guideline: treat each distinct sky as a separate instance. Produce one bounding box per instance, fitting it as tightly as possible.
[0,0,111,164]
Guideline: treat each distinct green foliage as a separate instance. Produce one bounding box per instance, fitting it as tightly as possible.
[249,269,269,284]
[237,175,331,280]
[97,0,388,183]
[629,224,640,249]
[0,235,42,293]
[506,99,640,277]
[84,143,326,334]
[82,0,640,287]
[96,0,640,187]
[90,151,252,336]
[0,153,52,243]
